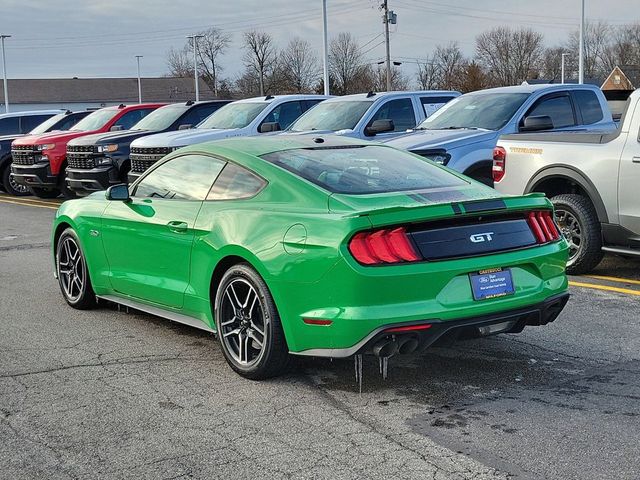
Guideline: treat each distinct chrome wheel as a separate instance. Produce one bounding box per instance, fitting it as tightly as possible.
[57,236,85,302]
[219,278,267,367]
[555,209,582,263]
[8,173,29,195]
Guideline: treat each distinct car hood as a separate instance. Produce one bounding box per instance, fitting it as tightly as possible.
[12,129,101,146]
[385,128,498,151]
[282,129,350,136]
[69,129,157,147]
[0,133,23,143]
[131,128,241,148]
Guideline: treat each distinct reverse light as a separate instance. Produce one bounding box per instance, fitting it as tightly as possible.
[349,227,421,265]
[527,211,561,244]
[97,144,118,153]
[492,146,506,182]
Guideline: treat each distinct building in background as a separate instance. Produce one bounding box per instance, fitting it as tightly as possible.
[0,77,218,113]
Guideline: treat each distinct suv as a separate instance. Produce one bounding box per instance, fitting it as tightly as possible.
[65,100,230,195]
[286,90,458,140]
[0,110,91,195]
[0,110,64,136]
[127,95,329,182]
[11,103,164,198]
[386,84,616,185]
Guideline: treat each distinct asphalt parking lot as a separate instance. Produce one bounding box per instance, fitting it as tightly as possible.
[1,194,639,480]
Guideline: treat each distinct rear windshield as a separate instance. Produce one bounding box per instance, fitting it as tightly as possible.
[261,145,466,195]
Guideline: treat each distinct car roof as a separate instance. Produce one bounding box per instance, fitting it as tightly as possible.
[0,109,65,119]
[322,91,460,102]
[468,83,601,95]
[230,94,331,105]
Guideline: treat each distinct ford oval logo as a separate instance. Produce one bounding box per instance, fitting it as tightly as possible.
[470,232,494,243]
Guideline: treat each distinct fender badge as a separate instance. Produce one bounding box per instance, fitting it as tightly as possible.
[89,230,100,237]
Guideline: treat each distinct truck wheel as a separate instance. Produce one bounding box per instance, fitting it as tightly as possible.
[59,175,77,199]
[552,194,604,275]
[30,187,61,199]
[2,163,30,196]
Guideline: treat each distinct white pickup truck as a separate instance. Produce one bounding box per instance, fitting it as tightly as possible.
[493,88,640,274]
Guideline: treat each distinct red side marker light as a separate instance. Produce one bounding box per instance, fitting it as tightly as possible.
[385,324,432,334]
[303,318,333,326]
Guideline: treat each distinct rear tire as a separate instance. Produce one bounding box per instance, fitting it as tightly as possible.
[2,162,31,196]
[552,194,604,274]
[56,228,96,309]
[214,263,289,380]
[30,187,61,199]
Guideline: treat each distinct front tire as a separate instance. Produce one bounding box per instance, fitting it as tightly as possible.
[56,228,96,309]
[215,263,289,380]
[2,162,30,196]
[552,194,604,274]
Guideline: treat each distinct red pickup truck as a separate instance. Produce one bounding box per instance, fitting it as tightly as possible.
[11,103,164,198]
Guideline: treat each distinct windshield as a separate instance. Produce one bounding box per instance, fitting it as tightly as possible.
[71,109,118,132]
[418,93,530,131]
[262,145,466,195]
[198,102,268,129]
[28,113,65,135]
[288,100,373,132]
[131,104,189,131]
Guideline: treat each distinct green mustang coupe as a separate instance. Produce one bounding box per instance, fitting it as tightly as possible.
[52,136,569,379]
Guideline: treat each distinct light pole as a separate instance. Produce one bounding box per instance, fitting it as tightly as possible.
[1,35,11,114]
[135,55,143,103]
[321,0,329,95]
[561,53,570,84]
[187,34,204,101]
[578,0,585,84]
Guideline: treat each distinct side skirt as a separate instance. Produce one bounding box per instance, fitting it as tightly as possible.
[97,294,216,334]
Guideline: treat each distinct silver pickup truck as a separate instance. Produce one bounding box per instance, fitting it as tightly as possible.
[494,89,640,274]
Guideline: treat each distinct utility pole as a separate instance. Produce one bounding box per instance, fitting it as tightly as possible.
[578,0,585,84]
[1,35,11,114]
[187,34,204,101]
[135,55,143,103]
[561,53,570,84]
[382,0,391,92]
[321,0,330,95]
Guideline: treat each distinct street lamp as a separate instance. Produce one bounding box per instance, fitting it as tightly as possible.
[186,34,205,101]
[561,53,570,84]
[1,35,11,114]
[135,55,143,103]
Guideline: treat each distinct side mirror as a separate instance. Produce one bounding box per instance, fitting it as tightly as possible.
[258,122,281,133]
[178,124,193,130]
[521,115,554,132]
[110,125,124,132]
[106,184,131,202]
[364,119,394,136]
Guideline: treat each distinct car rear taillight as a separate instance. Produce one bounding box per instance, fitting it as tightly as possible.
[349,227,421,265]
[492,146,506,182]
[527,211,561,243]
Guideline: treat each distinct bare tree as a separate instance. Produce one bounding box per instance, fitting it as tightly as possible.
[435,42,466,90]
[476,27,544,86]
[458,62,488,93]
[603,23,640,71]
[166,46,192,78]
[540,46,567,81]
[416,57,440,90]
[329,32,372,95]
[566,21,611,79]
[372,65,409,91]
[243,30,278,96]
[279,37,320,93]
[191,28,232,97]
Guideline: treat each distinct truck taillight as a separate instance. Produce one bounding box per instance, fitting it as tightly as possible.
[348,227,421,265]
[492,146,506,182]
[527,211,561,244]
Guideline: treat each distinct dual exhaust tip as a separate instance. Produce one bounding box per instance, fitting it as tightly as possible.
[372,336,419,358]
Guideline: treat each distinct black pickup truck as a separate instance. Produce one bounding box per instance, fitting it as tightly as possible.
[0,110,90,195]
[65,100,230,194]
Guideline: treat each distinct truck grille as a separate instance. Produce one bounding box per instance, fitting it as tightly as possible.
[67,145,96,153]
[67,154,96,169]
[130,146,171,173]
[11,146,38,166]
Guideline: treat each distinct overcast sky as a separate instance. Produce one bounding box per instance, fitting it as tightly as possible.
[1,0,635,83]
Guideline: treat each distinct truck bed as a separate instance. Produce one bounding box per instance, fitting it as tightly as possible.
[500,130,621,145]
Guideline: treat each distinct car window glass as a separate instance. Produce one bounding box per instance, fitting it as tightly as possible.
[527,95,575,128]
[55,113,88,131]
[288,100,373,132]
[21,114,54,133]
[208,163,266,200]
[0,117,20,135]
[368,98,417,132]
[115,108,155,130]
[181,104,224,127]
[261,101,304,130]
[574,90,604,124]
[134,154,225,200]
[420,96,455,117]
[302,99,323,111]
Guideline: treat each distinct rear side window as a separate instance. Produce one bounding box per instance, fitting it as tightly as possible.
[368,98,417,131]
[114,108,155,130]
[261,101,304,130]
[55,113,88,131]
[207,163,266,200]
[527,95,576,128]
[262,145,466,195]
[0,117,19,135]
[20,114,54,133]
[574,90,604,125]
[420,96,455,117]
[181,104,225,127]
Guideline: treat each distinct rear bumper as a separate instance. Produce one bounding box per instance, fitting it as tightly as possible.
[11,163,57,188]
[66,166,119,193]
[292,292,570,358]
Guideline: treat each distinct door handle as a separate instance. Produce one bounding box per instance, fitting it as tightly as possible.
[632,156,640,164]
[167,221,188,233]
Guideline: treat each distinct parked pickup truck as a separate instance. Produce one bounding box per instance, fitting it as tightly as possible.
[285,90,458,140]
[0,110,90,195]
[11,103,163,198]
[127,94,328,183]
[386,84,616,185]
[65,100,230,195]
[494,88,640,274]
